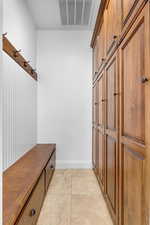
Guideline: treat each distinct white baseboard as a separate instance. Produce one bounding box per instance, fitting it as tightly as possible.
[56,160,92,169]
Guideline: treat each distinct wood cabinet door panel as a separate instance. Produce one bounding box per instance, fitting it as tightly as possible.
[98,130,105,191]
[105,0,120,55]
[92,127,96,168]
[93,39,99,77]
[121,0,145,28]
[106,57,117,130]
[122,145,145,225]
[98,72,105,128]
[106,136,116,211]
[95,128,99,175]
[93,83,99,125]
[105,52,119,224]
[98,19,106,68]
[122,19,145,143]
[119,4,150,225]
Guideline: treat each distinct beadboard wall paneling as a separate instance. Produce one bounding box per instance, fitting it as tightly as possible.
[3,89,15,170]
[2,85,37,170]
[2,0,37,170]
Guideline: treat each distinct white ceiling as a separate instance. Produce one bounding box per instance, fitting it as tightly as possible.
[26,0,100,30]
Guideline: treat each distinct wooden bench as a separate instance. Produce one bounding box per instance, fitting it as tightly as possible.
[3,144,56,225]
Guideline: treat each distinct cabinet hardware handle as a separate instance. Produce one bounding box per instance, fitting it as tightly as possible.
[94,102,98,105]
[113,35,117,39]
[31,69,36,74]
[24,61,30,67]
[30,209,36,217]
[141,76,149,83]
[101,99,106,102]
[114,93,119,96]
[101,58,105,62]
[13,49,21,57]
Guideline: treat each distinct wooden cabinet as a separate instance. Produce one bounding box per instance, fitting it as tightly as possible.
[105,0,121,56]
[93,83,99,126]
[97,18,106,69]
[45,151,56,192]
[119,4,150,225]
[16,172,45,225]
[92,126,96,168]
[92,83,99,173]
[3,144,56,225]
[91,1,150,225]
[93,40,99,79]
[97,72,105,191]
[121,0,146,30]
[98,72,105,129]
[105,52,119,224]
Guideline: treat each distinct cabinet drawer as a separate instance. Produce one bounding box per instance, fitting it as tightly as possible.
[15,172,45,225]
[45,151,56,192]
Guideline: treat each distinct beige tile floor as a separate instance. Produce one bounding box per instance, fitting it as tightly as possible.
[36,169,113,225]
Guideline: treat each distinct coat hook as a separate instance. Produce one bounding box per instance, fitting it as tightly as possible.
[13,49,21,57]
[3,32,8,37]
[24,61,30,67]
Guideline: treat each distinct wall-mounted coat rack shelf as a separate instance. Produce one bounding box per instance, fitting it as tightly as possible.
[3,34,37,81]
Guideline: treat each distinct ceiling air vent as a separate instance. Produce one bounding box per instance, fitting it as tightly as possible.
[59,0,92,26]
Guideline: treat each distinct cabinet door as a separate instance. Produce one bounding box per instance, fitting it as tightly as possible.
[92,126,96,168]
[121,0,145,29]
[105,0,121,56]
[93,84,98,125]
[98,72,105,128]
[105,52,119,224]
[98,72,105,191]
[93,39,99,78]
[92,82,99,172]
[119,4,150,225]
[97,18,106,69]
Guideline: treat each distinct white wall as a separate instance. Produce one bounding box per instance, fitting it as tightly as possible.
[2,0,37,170]
[37,30,92,168]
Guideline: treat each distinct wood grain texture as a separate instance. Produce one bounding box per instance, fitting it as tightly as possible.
[105,52,119,224]
[91,0,107,48]
[3,36,37,81]
[97,18,106,70]
[3,144,56,225]
[92,2,150,225]
[119,4,150,225]
[45,151,56,192]
[15,172,45,225]
[121,0,146,28]
[105,0,121,56]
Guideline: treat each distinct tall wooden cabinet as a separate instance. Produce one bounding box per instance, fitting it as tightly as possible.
[105,52,119,224]
[91,1,150,225]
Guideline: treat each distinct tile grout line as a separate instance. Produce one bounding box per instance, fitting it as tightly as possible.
[69,172,73,225]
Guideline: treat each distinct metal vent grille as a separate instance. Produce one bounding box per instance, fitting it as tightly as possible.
[59,0,92,26]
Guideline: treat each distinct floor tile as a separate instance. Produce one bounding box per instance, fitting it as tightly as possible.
[71,194,113,225]
[48,173,72,194]
[37,194,71,225]
[36,169,113,225]
[71,176,100,196]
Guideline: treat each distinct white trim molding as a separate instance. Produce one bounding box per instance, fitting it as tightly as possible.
[56,160,92,169]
